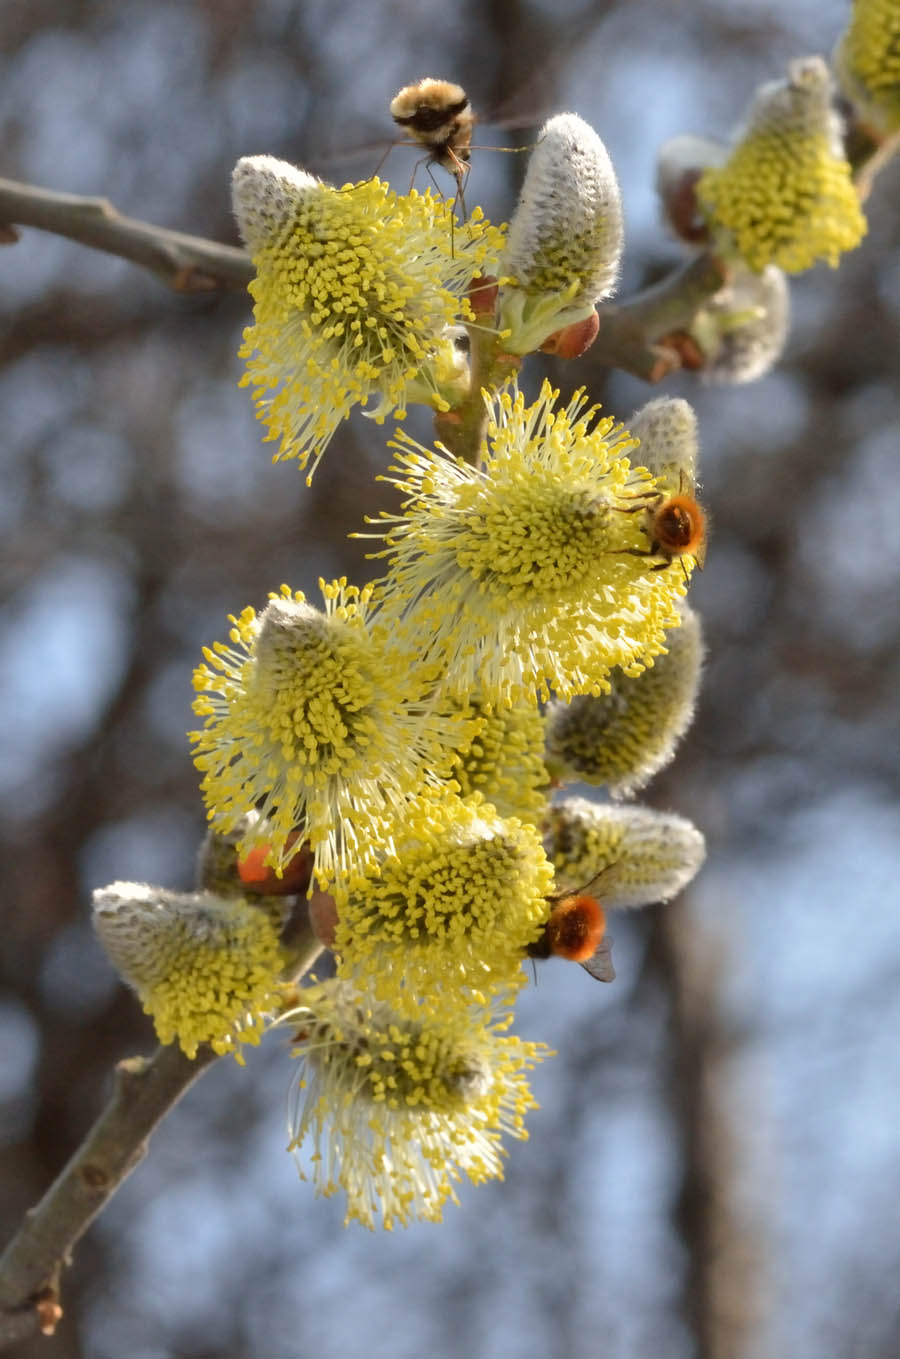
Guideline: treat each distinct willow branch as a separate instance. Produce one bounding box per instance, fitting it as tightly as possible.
[0,917,322,1349]
[852,127,900,203]
[587,252,727,380]
[0,176,253,292]
[0,174,728,382]
[655,899,768,1359]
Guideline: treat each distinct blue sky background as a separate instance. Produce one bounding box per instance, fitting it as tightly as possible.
[2,2,899,1356]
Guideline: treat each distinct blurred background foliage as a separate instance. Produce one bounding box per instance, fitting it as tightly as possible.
[2,1,899,1356]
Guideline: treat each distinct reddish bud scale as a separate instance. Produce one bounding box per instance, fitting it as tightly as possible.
[666,169,709,244]
[658,331,706,371]
[308,888,339,948]
[468,273,499,318]
[434,410,464,434]
[540,310,600,359]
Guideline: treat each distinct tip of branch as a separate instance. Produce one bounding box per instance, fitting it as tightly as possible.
[646,344,684,383]
[34,1289,63,1337]
[171,265,222,293]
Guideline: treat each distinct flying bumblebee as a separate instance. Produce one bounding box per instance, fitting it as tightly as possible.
[389,78,476,196]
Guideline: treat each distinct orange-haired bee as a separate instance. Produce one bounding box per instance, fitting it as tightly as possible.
[237,832,312,895]
[614,487,707,574]
[646,493,707,569]
[527,893,616,983]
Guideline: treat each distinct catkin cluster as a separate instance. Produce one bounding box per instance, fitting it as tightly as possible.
[656,30,874,382]
[90,30,884,1224]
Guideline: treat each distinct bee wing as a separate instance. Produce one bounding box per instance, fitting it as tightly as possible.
[567,863,621,901]
[580,934,615,983]
[307,136,397,174]
[475,110,544,135]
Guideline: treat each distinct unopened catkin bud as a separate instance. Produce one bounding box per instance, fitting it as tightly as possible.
[690,263,791,384]
[542,798,706,908]
[833,0,900,138]
[232,154,318,254]
[628,396,699,493]
[544,605,704,796]
[498,113,623,355]
[697,56,867,273]
[92,882,284,1059]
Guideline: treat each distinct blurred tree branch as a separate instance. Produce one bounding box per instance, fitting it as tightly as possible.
[0,175,728,380]
[653,897,768,1359]
[0,176,252,292]
[0,1044,219,1350]
[0,919,322,1351]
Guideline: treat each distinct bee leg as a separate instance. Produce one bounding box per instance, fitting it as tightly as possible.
[410,152,431,195]
[371,141,395,179]
[617,487,664,503]
[445,148,471,223]
[336,141,397,195]
[611,545,660,559]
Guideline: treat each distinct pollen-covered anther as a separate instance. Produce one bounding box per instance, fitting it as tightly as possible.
[334,794,555,995]
[697,55,867,273]
[190,581,464,889]
[372,379,691,707]
[448,696,548,824]
[833,0,900,138]
[284,980,549,1229]
[230,155,505,481]
[92,882,284,1060]
[497,113,623,355]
